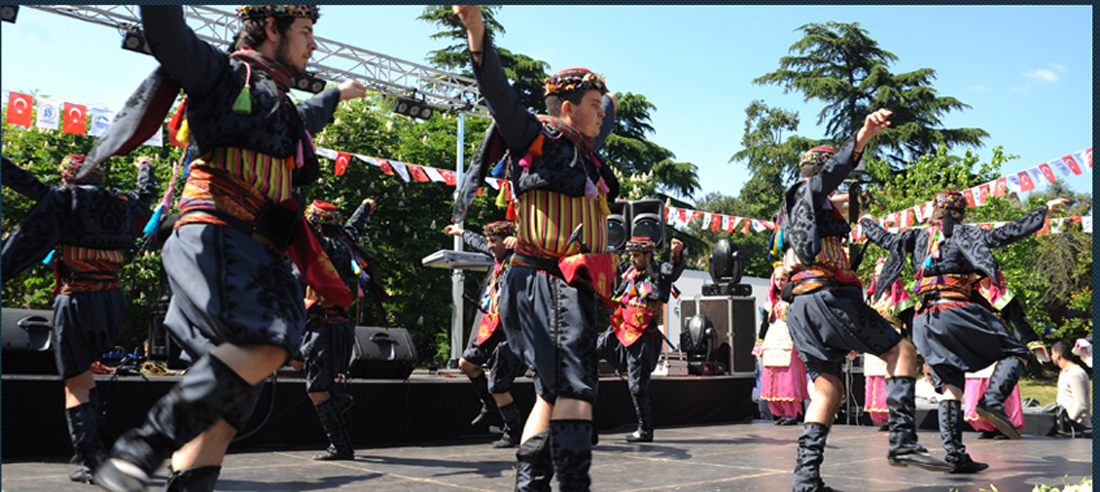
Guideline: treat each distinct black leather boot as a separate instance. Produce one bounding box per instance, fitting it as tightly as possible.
[625,393,653,443]
[514,430,553,492]
[791,422,835,492]
[93,354,255,492]
[65,401,102,484]
[939,400,989,474]
[549,420,593,492]
[313,397,354,460]
[164,465,222,492]
[884,376,952,472]
[469,373,499,427]
[330,388,354,415]
[976,357,1024,440]
[494,402,522,448]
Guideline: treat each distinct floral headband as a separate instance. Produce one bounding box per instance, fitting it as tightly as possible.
[934,190,967,210]
[544,69,607,97]
[59,154,105,185]
[799,146,837,166]
[236,5,320,21]
[625,237,655,253]
[305,200,343,227]
[482,220,514,237]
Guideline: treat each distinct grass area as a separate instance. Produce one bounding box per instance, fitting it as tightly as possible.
[1018,363,1093,406]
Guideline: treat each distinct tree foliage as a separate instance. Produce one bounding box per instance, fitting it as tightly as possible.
[603,92,700,200]
[755,21,989,168]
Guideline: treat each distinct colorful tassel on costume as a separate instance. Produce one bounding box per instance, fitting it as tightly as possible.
[584,178,599,201]
[232,63,253,115]
[142,205,166,239]
[41,249,56,266]
[496,181,509,208]
[175,118,190,144]
[506,202,516,221]
[598,194,611,217]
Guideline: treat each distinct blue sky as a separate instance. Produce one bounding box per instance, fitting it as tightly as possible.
[2,5,1092,206]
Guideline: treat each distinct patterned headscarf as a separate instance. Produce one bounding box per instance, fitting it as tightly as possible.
[59,154,105,185]
[482,220,514,238]
[236,5,320,21]
[933,190,967,211]
[305,200,342,227]
[544,68,607,97]
[625,237,655,253]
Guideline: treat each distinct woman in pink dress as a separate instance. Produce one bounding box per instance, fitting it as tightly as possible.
[754,264,810,425]
[865,258,916,428]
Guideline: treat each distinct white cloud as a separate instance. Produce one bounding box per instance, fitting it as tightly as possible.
[1050,62,1068,73]
[1023,69,1059,83]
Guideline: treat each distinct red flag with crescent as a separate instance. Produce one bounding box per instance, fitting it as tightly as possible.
[335,152,351,177]
[1017,171,1035,192]
[376,158,394,175]
[993,178,1007,197]
[6,92,32,127]
[63,103,87,135]
[439,169,457,186]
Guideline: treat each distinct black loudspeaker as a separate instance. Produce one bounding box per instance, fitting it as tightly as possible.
[680,296,757,374]
[147,268,188,369]
[630,199,666,253]
[1,308,57,375]
[607,201,632,253]
[347,326,418,379]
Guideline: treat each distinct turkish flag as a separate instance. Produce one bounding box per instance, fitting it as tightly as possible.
[904,209,915,227]
[63,103,87,135]
[1038,162,1057,183]
[1087,148,1092,168]
[978,184,990,205]
[891,212,901,227]
[993,178,1007,197]
[677,208,687,225]
[1063,156,1083,175]
[439,169,457,186]
[742,218,751,235]
[688,210,703,225]
[979,223,994,231]
[1036,219,1051,237]
[726,216,739,233]
[1017,171,1035,192]
[407,164,430,182]
[711,214,721,231]
[963,189,975,209]
[376,158,394,176]
[335,152,351,176]
[5,92,33,127]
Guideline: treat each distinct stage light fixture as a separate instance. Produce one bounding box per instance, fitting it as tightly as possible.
[290,73,326,94]
[121,29,152,55]
[1,5,18,23]
[393,96,435,121]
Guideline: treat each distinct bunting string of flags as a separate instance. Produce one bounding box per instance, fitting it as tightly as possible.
[3,89,1092,238]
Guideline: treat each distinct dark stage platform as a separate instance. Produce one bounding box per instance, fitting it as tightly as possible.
[1,421,1090,492]
[2,370,758,460]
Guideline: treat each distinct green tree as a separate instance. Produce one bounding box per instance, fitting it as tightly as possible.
[603,92,699,199]
[681,192,773,278]
[728,100,818,220]
[755,21,989,167]
[419,5,549,113]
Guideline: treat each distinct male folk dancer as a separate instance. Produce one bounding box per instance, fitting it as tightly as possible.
[454,5,620,490]
[1,155,158,485]
[446,221,528,448]
[861,190,1067,473]
[92,5,369,491]
[596,237,684,442]
[776,109,951,492]
[297,198,377,460]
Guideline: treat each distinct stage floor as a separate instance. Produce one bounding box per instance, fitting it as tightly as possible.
[2,420,1090,492]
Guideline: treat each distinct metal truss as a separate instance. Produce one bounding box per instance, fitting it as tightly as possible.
[25,5,489,118]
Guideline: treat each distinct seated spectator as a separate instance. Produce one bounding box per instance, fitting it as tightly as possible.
[1051,340,1091,426]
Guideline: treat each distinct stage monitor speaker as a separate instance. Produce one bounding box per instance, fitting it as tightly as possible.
[680,296,756,374]
[607,200,632,252]
[2,308,57,375]
[348,326,418,379]
[629,199,666,253]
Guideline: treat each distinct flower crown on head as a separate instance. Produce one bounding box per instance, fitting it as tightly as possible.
[236,5,320,21]
[544,69,607,97]
[934,190,968,210]
[625,237,655,253]
[305,200,342,226]
[59,154,105,185]
[799,146,837,166]
[482,221,514,237]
